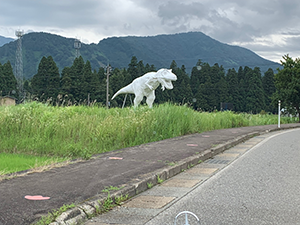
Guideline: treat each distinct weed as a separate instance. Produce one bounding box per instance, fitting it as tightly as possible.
[102,185,124,193]
[95,203,101,214]
[187,163,194,169]
[157,175,164,184]
[34,203,76,225]
[198,160,203,164]
[147,182,153,189]
[115,194,129,205]
[102,192,114,212]
[165,160,176,166]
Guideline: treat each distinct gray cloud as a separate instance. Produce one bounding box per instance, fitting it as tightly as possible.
[1,0,300,62]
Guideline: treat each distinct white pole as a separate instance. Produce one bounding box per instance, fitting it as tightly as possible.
[278,100,281,128]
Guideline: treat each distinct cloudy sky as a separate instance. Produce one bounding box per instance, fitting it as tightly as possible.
[1,0,300,62]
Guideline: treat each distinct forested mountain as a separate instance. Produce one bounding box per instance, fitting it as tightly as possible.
[0,32,106,79]
[98,32,279,73]
[0,32,280,79]
[0,36,14,47]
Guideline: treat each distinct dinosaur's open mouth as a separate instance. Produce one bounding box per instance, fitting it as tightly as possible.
[162,79,174,89]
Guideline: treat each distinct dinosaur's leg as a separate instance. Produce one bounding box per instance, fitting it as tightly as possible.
[146,91,155,108]
[133,94,143,108]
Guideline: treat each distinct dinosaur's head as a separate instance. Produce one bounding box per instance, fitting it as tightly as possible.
[156,68,177,90]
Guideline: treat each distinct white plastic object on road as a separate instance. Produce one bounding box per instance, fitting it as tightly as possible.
[174,211,201,225]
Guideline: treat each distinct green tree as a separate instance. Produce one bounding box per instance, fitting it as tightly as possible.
[60,67,73,102]
[137,60,145,76]
[216,76,228,109]
[226,68,240,111]
[190,62,214,110]
[23,80,31,96]
[144,63,156,73]
[171,65,192,104]
[127,56,139,82]
[190,60,203,96]
[1,61,18,98]
[31,56,48,100]
[194,82,211,111]
[31,56,60,102]
[210,64,226,110]
[70,56,85,102]
[237,66,244,82]
[82,60,93,102]
[244,67,265,113]
[89,69,101,104]
[110,68,127,107]
[97,67,107,105]
[262,68,276,113]
[0,63,4,95]
[46,56,60,100]
[273,55,300,121]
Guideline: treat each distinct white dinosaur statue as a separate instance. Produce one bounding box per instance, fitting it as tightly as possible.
[111,68,177,108]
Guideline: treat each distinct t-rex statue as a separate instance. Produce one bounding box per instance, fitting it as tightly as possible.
[111,68,177,108]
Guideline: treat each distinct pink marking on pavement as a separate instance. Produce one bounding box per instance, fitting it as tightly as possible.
[109,157,123,160]
[202,135,210,138]
[24,195,50,200]
[187,144,198,147]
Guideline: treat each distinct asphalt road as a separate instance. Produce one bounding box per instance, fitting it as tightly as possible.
[145,128,300,225]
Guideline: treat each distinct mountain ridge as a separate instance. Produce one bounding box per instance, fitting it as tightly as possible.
[0,31,280,79]
[0,35,14,47]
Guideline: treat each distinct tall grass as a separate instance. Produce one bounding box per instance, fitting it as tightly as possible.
[0,153,65,175]
[0,102,298,158]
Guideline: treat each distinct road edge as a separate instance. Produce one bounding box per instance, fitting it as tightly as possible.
[48,125,299,225]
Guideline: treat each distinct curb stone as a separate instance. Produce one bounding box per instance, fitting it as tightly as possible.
[49,126,298,225]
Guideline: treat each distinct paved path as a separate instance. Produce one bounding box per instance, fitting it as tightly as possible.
[85,128,300,224]
[0,124,299,225]
[144,128,300,225]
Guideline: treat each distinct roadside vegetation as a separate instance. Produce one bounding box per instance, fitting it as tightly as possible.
[0,102,298,175]
[0,153,66,175]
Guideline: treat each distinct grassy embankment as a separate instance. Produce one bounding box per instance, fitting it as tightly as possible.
[0,102,298,174]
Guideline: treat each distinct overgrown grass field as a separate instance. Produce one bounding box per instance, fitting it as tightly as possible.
[0,153,65,175]
[0,102,298,174]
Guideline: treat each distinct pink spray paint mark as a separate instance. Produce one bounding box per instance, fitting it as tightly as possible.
[187,144,198,147]
[24,195,50,200]
[202,135,210,138]
[109,157,123,160]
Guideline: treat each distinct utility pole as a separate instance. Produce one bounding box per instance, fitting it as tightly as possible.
[278,100,281,128]
[106,65,111,108]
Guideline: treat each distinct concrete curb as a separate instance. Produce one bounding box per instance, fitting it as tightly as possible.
[49,126,299,225]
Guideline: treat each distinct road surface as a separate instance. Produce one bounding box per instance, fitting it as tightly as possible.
[145,129,300,225]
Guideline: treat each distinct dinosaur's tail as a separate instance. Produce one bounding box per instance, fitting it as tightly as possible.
[111,84,134,100]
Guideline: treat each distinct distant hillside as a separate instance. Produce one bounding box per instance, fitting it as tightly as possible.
[0,32,107,79]
[0,36,14,47]
[97,32,280,72]
[0,32,280,79]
